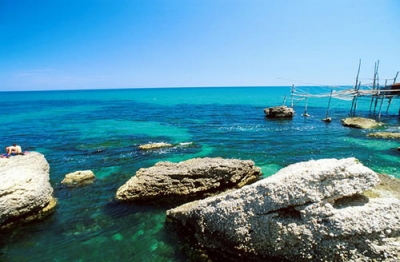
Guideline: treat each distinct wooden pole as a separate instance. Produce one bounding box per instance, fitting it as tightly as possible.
[302,96,310,117]
[353,81,361,114]
[393,72,399,116]
[369,95,375,112]
[369,61,380,113]
[393,71,399,84]
[355,59,361,87]
[290,84,295,108]
[322,89,333,122]
[372,60,380,114]
[383,79,389,114]
[386,97,393,114]
[351,59,362,114]
[326,89,332,118]
[378,95,385,119]
[373,96,379,114]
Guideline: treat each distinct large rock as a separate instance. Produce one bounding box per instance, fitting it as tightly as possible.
[116,157,262,205]
[0,152,56,229]
[264,106,295,118]
[166,158,400,261]
[341,117,382,129]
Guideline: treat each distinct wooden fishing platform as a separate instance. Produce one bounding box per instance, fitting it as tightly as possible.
[289,60,400,119]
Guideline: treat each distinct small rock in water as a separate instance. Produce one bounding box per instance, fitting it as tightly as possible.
[138,142,173,150]
[61,170,96,187]
[341,117,381,129]
[263,105,295,119]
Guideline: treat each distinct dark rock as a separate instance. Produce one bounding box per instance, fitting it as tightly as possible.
[264,106,295,118]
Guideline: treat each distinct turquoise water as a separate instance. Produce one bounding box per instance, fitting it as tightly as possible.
[0,87,399,261]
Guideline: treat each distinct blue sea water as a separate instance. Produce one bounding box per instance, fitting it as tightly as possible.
[0,86,399,261]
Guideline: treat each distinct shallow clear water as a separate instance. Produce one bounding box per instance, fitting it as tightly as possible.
[1,87,399,261]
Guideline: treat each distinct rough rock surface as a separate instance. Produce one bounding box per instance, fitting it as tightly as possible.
[61,170,96,187]
[166,158,400,262]
[341,117,382,129]
[264,106,295,118]
[139,142,173,150]
[0,152,56,229]
[116,157,262,205]
[367,132,400,139]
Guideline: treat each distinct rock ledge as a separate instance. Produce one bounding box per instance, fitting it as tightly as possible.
[116,157,262,205]
[0,152,56,229]
[167,158,400,261]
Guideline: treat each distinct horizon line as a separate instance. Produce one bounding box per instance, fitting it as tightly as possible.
[0,84,356,92]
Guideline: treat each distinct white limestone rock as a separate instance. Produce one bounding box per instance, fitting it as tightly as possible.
[341,117,382,129]
[166,158,400,261]
[0,152,55,229]
[61,170,96,187]
[138,142,173,150]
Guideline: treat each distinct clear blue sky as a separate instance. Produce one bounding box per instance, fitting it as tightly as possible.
[1,0,399,91]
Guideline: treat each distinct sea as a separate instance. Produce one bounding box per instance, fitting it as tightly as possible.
[0,86,399,261]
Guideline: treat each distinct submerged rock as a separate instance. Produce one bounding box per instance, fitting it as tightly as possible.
[264,105,295,118]
[115,157,262,205]
[61,170,96,187]
[341,117,382,129]
[367,132,400,139]
[0,152,56,229]
[166,158,400,261]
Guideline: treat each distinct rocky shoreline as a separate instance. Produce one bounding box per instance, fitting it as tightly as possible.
[1,152,399,261]
[166,158,400,261]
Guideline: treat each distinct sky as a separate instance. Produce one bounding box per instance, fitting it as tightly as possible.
[0,0,399,91]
